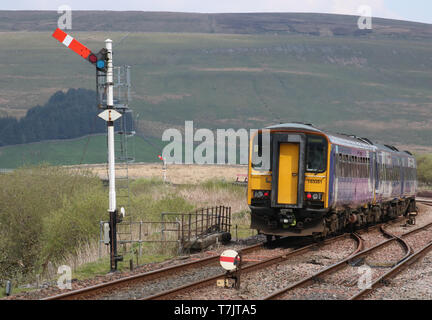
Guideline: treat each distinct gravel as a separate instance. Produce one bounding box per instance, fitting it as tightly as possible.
[172,236,357,300]
[8,204,432,300]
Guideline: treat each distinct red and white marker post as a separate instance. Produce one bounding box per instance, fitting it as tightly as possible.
[219,249,242,289]
[158,154,167,183]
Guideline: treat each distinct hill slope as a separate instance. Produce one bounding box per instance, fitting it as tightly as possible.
[0,11,431,154]
[1,11,432,38]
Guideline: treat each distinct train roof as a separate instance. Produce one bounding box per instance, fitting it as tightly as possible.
[266,122,323,133]
[266,122,414,157]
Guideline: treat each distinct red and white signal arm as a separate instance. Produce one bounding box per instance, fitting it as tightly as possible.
[220,250,241,271]
[52,28,91,60]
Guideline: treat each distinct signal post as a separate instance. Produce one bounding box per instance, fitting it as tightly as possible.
[52,29,123,272]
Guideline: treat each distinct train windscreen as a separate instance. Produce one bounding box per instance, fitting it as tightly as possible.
[306,135,327,173]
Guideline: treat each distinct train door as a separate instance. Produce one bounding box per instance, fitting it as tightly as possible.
[271,133,306,208]
[277,143,299,204]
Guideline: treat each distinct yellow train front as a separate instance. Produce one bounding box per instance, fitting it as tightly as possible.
[247,123,417,239]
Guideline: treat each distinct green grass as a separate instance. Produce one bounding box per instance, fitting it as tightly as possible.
[1,29,432,152]
[0,172,252,297]
[0,134,165,169]
[72,247,174,281]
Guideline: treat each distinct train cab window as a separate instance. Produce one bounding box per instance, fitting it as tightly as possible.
[251,131,272,171]
[306,135,327,173]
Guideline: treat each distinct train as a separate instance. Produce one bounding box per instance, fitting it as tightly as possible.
[247,122,417,240]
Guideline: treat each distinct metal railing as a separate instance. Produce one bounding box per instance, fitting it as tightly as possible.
[98,220,181,259]
[162,206,231,247]
[98,206,231,258]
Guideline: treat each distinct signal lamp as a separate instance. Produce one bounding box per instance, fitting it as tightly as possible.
[96,60,106,69]
[87,48,108,72]
[88,54,98,63]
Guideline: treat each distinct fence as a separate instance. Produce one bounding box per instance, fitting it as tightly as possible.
[98,206,231,257]
[162,206,231,247]
[98,220,181,259]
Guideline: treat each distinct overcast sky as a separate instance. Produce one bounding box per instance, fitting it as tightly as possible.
[2,0,432,24]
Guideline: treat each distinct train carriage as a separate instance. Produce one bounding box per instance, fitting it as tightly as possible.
[248,123,417,239]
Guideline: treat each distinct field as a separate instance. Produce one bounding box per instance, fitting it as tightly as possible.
[0,164,251,295]
[0,134,165,168]
[74,162,247,184]
[1,12,432,157]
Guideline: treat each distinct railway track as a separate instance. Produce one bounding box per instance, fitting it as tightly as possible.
[142,232,363,300]
[43,242,267,300]
[44,198,432,300]
[43,237,315,300]
[417,198,432,206]
[264,220,432,300]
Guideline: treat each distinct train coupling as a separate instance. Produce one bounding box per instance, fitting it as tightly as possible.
[280,209,296,227]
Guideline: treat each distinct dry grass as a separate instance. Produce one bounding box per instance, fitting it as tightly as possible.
[178,186,248,214]
[71,163,248,185]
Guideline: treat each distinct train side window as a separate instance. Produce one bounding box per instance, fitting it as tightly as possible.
[340,153,344,177]
[344,155,349,177]
[337,153,342,176]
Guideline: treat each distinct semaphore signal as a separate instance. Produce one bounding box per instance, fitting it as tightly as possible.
[52,29,122,272]
[52,28,108,72]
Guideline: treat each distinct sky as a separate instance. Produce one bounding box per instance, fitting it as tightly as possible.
[1,0,432,24]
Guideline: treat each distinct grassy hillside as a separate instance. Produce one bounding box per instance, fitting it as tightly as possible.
[0,12,432,157]
[0,134,165,169]
[1,11,432,38]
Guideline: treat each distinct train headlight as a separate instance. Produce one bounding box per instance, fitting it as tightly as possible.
[255,191,264,198]
[253,190,270,199]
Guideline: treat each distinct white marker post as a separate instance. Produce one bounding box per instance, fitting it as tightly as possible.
[99,39,123,272]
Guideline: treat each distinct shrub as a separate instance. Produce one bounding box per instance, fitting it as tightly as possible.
[0,165,105,281]
[416,153,432,185]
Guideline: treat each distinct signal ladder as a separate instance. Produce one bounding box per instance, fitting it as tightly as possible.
[114,106,136,257]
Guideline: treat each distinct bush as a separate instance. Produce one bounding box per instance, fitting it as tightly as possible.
[0,165,106,282]
[416,153,432,185]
